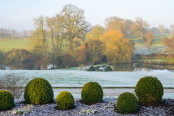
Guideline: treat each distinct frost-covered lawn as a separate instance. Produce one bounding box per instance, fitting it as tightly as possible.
[0,69,174,88]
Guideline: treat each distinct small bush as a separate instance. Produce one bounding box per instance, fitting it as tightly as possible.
[105,66,113,71]
[0,74,28,99]
[0,90,14,111]
[117,92,138,113]
[81,81,103,104]
[56,91,74,110]
[24,78,53,104]
[135,76,163,105]
[88,66,95,71]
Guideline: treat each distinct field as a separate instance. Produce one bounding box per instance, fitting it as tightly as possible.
[0,34,173,53]
[128,34,173,54]
[0,38,29,52]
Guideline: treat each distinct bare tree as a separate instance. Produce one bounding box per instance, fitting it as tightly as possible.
[60,4,90,54]
[29,16,48,69]
[158,24,165,34]
[132,17,149,39]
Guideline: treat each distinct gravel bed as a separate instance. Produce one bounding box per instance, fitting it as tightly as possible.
[0,98,174,116]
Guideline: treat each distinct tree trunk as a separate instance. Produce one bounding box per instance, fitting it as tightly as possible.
[69,39,73,54]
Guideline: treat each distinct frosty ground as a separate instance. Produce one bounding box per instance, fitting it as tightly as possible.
[0,69,174,99]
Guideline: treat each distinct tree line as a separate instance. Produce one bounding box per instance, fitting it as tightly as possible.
[1,4,174,70]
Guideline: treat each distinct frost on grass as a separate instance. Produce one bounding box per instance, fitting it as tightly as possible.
[0,70,174,88]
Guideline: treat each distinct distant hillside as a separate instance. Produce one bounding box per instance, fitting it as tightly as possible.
[128,34,173,55]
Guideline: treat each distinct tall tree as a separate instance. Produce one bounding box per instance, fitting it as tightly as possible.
[29,16,48,69]
[46,16,56,68]
[60,4,90,54]
[122,19,133,36]
[105,16,124,31]
[132,17,149,39]
[162,37,174,55]
[102,29,135,65]
[85,25,104,64]
[105,17,133,36]
[150,27,160,34]
[143,31,154,44]
[158,24,165,34]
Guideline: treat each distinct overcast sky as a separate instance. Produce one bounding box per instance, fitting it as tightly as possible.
[0,0,174,31]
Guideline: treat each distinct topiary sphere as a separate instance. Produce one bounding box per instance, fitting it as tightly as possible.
[81,81,103,104]
[135,76,163,105]
[56,91,74,110]
[105,66,113,71]
[24,78,54,104]
[117,92,138,113]
[0,90,14,111]
[88,66,95,71]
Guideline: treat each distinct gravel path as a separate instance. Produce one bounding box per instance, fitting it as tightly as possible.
[0,98,174,116]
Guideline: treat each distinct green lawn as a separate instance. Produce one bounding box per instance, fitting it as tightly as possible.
[0,38,29,52]
[136,59,174,63]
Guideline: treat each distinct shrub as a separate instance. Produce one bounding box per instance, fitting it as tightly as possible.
[117,92,138,113]
[56,91,74,110]
[105,65,113,71]
[81,81,103,104]
[88,66,95,71]
[24,78,53,104]
[0,90,14,111]
[135,76,163,105]
[0,74,28,99]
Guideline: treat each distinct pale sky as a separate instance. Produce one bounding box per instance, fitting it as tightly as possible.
[0,0,174,31]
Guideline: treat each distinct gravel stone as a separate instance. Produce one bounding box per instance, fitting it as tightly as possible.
[0,98,173,116]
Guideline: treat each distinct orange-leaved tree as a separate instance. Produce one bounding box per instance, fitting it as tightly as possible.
[101,29,135,65]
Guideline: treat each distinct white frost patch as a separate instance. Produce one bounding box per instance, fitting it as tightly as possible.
[0,70,174,88]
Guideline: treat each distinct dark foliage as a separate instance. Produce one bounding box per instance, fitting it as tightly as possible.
[81,81,103,104]
[117,92,138,113]
[56,91,74,110]
[135,76,163,105]
[0,90,14,111]
[24,78,53,104]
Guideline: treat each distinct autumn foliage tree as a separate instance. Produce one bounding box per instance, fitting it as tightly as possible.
[143,31,154,44]
[162,37,174,58]
[85,25,104,64]
[132,17,149,39]
[76,44,87,64]
[158,24,166,34]
[102,29,135,65]
[104,17,133,36]
[5,49,37,69]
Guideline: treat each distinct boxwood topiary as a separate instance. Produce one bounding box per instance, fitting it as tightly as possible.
[88,66,95,71]
[56,91,74,110]
[135,76,163,105]
[105,65,113,71]
[0,90,14,111]
[117,92,138,113]
[81,81,103,104]
[24,78,54,104]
